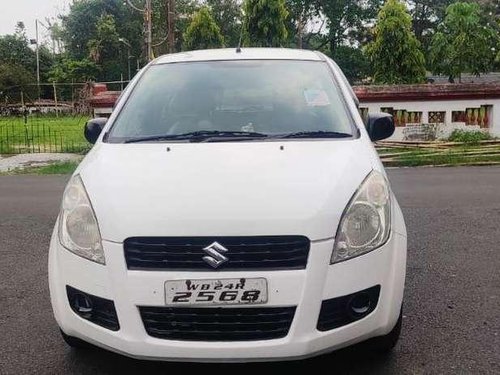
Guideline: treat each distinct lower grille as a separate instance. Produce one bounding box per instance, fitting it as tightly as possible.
[317,285,381,331]
[139,306,296,341]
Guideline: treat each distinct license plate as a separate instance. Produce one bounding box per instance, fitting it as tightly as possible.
[165,278,268,306]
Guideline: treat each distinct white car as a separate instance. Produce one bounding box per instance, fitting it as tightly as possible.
[49,48,406,362]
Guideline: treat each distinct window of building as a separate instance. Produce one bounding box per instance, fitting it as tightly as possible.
[453,106,491,127]
[392,110,422,127]
[452,111,466,123]
[429,112,446,124]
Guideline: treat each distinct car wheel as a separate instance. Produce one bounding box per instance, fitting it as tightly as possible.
[60,330,93,350]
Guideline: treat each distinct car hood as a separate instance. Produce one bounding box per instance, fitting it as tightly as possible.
[79,140,374,242]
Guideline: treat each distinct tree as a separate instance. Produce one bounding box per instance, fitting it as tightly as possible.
[60,0,143,79]
[429,2,498,82]
[48,59,100,83]
[0,33,36,71]
[243,0,289,47]
[317,0,383,53]
[331,46,371,83]
[165,0,203,52]
[0,63,36,102]
[45,18,65,54]
[87,15,120,64]
[405,0,452,51]
[286,0,317,48]
[366,0,426,84]
[206,0,242,47]
[184,7,225,50]
[471,0,500,70]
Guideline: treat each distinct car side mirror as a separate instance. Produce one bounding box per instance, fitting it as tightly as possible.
[366,113,395,142]
[84,118,107,144]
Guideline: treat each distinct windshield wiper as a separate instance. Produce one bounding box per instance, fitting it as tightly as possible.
[279,131,353,139]
[123,130,268,144]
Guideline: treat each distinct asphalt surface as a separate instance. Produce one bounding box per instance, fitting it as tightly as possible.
[0,167,499,374]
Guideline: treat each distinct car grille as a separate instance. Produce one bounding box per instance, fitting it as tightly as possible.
[139,306,296,341]
[124,236,310,271]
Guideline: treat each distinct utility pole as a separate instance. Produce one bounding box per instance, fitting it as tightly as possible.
[125,0,153,62]
[167,0,175,53]
[34,19,52,101]
[119,38,132,80]
[35,20,40,100]
[146,0,153,61]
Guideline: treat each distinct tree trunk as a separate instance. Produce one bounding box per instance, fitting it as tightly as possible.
[330,37,337,55]
[167,0,175,53]
[297,11,304,49]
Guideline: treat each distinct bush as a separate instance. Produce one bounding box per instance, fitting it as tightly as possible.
[447,130,494,144]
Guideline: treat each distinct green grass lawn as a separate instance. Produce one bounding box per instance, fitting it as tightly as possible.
[0,115,91,154]
[1,161,80,175]
[379,144,500,167]
[2,116,499,170]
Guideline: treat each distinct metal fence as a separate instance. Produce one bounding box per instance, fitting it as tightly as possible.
[0,116,91,154]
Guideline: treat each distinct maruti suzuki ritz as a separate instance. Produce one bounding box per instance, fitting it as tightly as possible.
[49,48,407,362]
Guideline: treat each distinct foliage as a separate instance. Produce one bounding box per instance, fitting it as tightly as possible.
[243,0,289,47]
[429,2,498,81]
[405,0,453,51]
[2,0,500,94]
[0,34,36,70]
[206,0,242,47]
[447,129,494,144]
[330,46,371,83]
[285,0,318,48]
[48,59,100,83]
[151,0,201,53]
[317,0,383,53]
[366,0,427,84]
[0,25,55,102]
[184,7,225,50]
[0,63,36,102]
[60,0,143,81]
[87,15,120,64]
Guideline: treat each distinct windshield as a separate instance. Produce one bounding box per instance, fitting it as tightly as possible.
[106,60,356,143]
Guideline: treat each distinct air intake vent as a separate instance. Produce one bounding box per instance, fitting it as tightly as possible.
[139,306,296,341]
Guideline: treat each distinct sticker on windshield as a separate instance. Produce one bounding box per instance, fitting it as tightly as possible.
[304,89,330,107]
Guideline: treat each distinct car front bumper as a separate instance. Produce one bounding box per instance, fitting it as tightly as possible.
[49,219,406,362]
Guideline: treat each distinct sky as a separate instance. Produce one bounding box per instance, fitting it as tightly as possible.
[1,0,70,39]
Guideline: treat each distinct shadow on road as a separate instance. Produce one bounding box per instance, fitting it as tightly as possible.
[62,342,398,374]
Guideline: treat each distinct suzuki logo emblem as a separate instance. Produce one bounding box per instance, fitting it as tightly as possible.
[202,242,229,268]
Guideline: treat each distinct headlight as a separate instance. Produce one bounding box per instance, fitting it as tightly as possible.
[331,170,391,264]
[58,175,105,264]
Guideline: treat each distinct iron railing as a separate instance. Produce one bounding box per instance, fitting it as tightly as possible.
[0,116,91,154]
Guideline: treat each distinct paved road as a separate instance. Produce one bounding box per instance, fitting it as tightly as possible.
[0,167,499,374]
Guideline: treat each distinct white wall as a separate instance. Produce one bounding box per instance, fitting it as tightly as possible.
[93,107,113,118]
[360,98,500,140]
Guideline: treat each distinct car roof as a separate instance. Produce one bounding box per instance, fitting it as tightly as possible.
[153,48,323,64]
